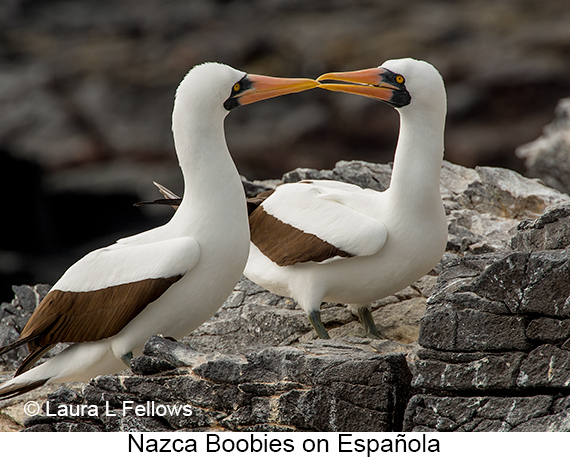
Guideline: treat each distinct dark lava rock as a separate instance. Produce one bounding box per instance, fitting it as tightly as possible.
[404,394,560,432]
[405,228,570,430]
[511,203,570,251]
[30,337,412,432]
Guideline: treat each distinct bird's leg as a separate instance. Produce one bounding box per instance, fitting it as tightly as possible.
[121,351,134,367]
[357,307,381,339]
[308,309,330,339]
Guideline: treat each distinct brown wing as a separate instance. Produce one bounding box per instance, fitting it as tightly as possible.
[18,276,182,352]
[249,205,352,266]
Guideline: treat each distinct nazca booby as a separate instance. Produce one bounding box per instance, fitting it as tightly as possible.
[139,59,447,340]
[0,63,318,399]
[246,58,448,338]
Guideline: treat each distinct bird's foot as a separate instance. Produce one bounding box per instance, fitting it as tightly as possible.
[357,307,381,339]
[308,310,330,339]
[121,351,134,367]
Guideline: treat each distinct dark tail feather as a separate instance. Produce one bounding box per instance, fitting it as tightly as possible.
[0,335,35,357]
[134,198,182,208]
[135,194,274,216]
[135,185,275,217]
[0,379,48,400]
[15,345,55,376]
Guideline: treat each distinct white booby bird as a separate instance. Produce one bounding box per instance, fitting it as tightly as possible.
[138,59,447,340]
[244,58,448,338]
[0,63,318,399]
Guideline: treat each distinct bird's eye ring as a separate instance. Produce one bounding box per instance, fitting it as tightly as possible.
[395,75,405,84]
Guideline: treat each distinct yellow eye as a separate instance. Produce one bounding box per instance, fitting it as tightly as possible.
[395,75,405,84]
[233,82,241,92]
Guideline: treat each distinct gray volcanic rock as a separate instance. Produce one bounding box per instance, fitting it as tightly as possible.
[404,218,570,431]
[0,284,51,370]
[525,317,570,344]
[23,337,412,432]
[510,203,570,251]
[414,249,570,392]
[440,162,569,253]
[404,395,562,432]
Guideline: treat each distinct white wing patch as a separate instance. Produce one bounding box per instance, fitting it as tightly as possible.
[53,237,200,292]
[262,181,387,258]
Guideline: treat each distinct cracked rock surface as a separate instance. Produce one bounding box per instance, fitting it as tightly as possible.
[21,337,412,432]
[405,204,570,431]
[404,395,570,432]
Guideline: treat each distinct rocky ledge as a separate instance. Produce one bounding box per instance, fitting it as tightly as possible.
[23,338,412,432]
[408,242,570,431]
[2,100,570,432]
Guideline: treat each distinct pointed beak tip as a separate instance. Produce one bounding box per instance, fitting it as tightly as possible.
[316,73,335,83]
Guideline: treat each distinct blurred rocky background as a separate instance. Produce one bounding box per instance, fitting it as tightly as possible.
[1,0,570,302]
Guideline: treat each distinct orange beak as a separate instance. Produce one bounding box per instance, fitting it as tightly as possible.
[317,68,410,107]
[238,74,319,105]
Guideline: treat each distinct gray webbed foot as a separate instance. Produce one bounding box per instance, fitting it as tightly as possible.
[121,351,134,367]
[308,309,330,339]
[357,307,381,339]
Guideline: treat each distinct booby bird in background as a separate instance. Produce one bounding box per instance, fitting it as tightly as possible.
[244,58,448,338]
[0,63,318,399]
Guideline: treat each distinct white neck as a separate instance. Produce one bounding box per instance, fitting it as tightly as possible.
[388,105,445,210]
[168,101,248,234]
